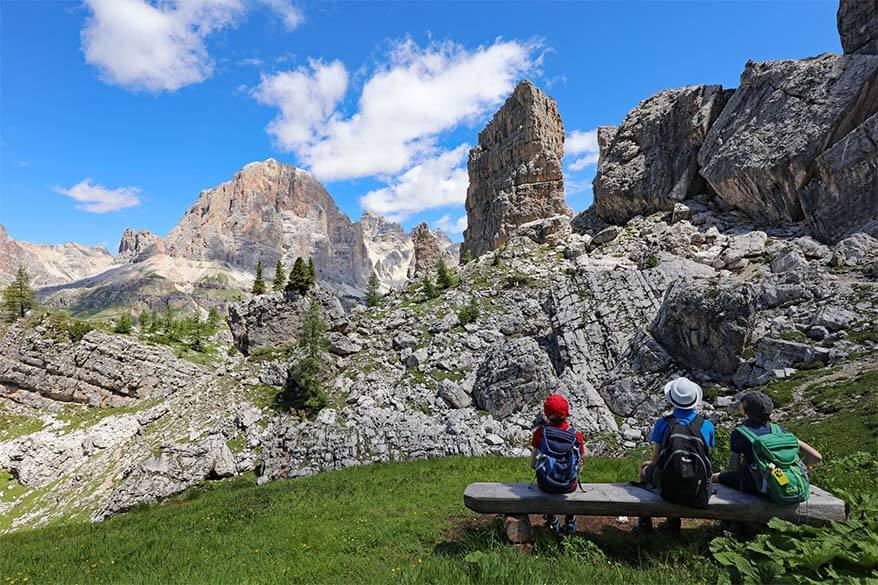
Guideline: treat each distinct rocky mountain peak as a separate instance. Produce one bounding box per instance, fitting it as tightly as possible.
[407,223,456,277]
[165,159,372,289]
[0,225,114,287]
[462,79,572,258]
[360,212,414,286]
[117,228,165,263]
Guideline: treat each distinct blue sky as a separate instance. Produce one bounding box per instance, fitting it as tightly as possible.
[1,0,841,249]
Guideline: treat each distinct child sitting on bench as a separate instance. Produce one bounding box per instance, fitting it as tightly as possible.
[530,393,585,534]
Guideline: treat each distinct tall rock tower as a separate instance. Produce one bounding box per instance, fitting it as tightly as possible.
[462,80,571,258]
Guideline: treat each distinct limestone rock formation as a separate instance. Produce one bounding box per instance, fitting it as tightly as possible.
[359,212,413,287]
[593,85,732,224]
[117,228,165,263]
[801,113,878,243]
[471,337,558,419]
[0,323,206,407]
[408,223,456,277]
[698,53,878,224]
[227,288,348,355]
[651,278,756,376]
[462,80,571,258]
[166,158,371,289]
[0,225,114,287]
[838,0,878,55]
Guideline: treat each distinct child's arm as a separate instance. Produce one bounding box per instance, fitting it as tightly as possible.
[529,447,538,469]
[798,440,823,467]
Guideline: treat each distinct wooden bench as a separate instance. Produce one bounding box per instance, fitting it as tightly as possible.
[464,482,847,543]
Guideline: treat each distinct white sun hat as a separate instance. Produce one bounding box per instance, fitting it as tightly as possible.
[663,377,703,409]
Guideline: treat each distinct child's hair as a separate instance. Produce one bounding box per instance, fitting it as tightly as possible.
[741,392,773,425]
[546,414,565,425]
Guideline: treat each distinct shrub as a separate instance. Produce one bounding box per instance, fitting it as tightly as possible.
[422,276,439,301]
[504,271,531,288]
[458,297,480,325]
[643,254,660,269]
[67,319,94,343]
[436,258,457,289]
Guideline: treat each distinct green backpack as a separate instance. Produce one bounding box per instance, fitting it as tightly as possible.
[737,423,810,505]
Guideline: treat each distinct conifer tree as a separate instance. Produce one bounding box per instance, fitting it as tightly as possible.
[422,276,439,300]
[365,271,381,307]
[113,312,133,334]
[436,258,456,289]
[272,259,286,292]
[285,300,329,414]
[3,265,35,322]
[252,260,266,294]
[308,257,317,284]
[461,248,474,265]
[286,257,311,295]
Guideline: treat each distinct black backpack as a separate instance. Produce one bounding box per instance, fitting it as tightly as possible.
[655,414,712,508]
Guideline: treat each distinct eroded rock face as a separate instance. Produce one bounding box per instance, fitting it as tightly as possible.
[166,158,371,288]
[462,80,571,258]
[0,325,206,407]
[117,229,165,263]
[408,223,456,277]
[359,212,414,287]
[227,288,348,355]
[698,53,878,223]
[472,337,558,419]
[0,225,115,288]
[593,85,732,224]
[839,0,878,55]
[651,278,756,375]
[801,113,878,243]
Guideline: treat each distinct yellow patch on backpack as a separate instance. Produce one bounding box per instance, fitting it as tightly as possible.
[771,467,789,486]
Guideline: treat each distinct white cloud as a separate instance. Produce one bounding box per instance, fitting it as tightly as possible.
[252,59,349,151]
[566,129,599,171]
[258,0,303,30]
[54,179,142,213]
[254,38,538,181]
[81,0,303,92]
[359,145,469,222]
[435,214,467,235]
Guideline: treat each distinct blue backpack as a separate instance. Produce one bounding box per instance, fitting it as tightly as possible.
[534,425,583,494]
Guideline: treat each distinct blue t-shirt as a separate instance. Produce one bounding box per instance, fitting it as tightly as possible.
[649,408,715,448]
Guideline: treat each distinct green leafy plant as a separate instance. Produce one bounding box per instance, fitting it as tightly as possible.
[421,276,439,301]
[113,313,133,334]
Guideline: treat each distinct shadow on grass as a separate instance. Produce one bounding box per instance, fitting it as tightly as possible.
[432,515,725,568]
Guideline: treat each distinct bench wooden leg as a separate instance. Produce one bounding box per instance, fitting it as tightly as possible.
[503,514,533,544]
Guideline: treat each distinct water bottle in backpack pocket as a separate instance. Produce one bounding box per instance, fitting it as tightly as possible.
[738,424,810,504]
[655,414,712,508]
[534,425,582,494]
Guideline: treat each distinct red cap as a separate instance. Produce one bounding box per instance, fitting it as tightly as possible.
[543,393,570,419]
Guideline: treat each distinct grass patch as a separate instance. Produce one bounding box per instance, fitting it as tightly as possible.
[0,470,28,504]
[0,414,44,442]
[0,456,723,585]
[56,401,156,432]
[777,329,808,343]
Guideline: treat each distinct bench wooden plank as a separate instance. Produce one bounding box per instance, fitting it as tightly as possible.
[464,482,847,526]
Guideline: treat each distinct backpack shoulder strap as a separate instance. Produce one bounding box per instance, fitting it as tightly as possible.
[736,424,759,443]
[769,423,783,435]
[690,414,704,433]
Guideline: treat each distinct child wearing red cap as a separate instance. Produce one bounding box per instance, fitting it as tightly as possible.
[530,393,585,534]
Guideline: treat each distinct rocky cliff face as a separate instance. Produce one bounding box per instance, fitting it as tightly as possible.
[698,53,878,226]
[117,229,165,263]
[838,0,878,55]
[166,158,372,289]
[0,225,115,287]
[593,85,732,224]
[359,212,414,287]
[462,80,571,258]
[407,223,456,277]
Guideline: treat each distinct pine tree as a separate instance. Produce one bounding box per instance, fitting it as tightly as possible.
[436,258,456,289]
[252,260,267,294]
[3,265,35,322]
[365,272,381,307]
[285,300,329,414]
[113,313,133,334]
[286,257,311,295]
[422,276,439,300]
[308,257,317,284]
[272,259,286,292]
[138,310,151,330]
[461,248,474,265]
[207,307,221,332]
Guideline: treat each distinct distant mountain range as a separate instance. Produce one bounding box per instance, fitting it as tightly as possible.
[1,159,456,317]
